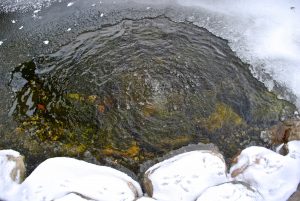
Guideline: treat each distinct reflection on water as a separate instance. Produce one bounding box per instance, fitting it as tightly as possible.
[9,16,295,172]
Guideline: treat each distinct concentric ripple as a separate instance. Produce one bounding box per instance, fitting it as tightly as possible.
[9,17,294,170]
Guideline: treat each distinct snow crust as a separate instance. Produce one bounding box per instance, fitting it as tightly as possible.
[177,0,300,107]
[145,150,228,201]
[196,182,264,201]
[0,150,23,200]
[230,143,300,201]
[4,157,142,201]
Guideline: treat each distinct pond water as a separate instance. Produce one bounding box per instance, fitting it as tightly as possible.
[0,1,297,174]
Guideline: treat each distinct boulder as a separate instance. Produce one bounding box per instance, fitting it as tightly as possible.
[196,182,264,201]
[0,149,25,197]
[263,119,300,144]
[19,157,142,201]
[230,145,300,201]
[143,150,228,201]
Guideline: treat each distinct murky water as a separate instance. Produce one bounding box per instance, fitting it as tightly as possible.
[5,16,295,173]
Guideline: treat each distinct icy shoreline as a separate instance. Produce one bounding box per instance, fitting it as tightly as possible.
[1,141,299,201]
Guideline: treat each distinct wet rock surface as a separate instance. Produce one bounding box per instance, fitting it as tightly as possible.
[0,1,297,174]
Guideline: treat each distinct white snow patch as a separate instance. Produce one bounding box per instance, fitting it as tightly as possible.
[43,40,49,45]
[0,41,3,46]
[12,157,142,201]
[196,182,264,201]
[100,13,104,17]
[287,140,300,159]
[230,145,300,201]
[67,28,71,32]
[145,150,228,201]
[136,197,157,201]
[19,26,24,30]
[11,20,16,23]
[0,150,23,198]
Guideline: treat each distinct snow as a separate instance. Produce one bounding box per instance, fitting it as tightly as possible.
[196,182,264,201]
[0,150,23,200]
[0,41,3,46]
[136,197,157,201]
[176,0,300,108]
[53,193,91,201]
[43,40,49,44]
[145,150,228,201]
[19,26,24,30]
[286,140,300,159]
[100,13,104,17]
[230,145,300,201]
[67,2,74,7]
[14,157,142,201]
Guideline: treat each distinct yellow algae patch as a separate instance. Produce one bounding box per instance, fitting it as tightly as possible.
[101,142,140,158]
[201,103,243,132]
[87,95,98,103]
[67,93,85,101]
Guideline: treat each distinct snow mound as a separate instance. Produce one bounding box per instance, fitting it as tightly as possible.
[196,182,264,201]
[144,150,228,201]
[230,145,300,201]
[17,157,142,201]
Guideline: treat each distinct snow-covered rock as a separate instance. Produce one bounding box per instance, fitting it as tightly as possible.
[230,145,300,201]
[286,141,300,159]
[143,150,228,201]
[17,157,142,201]
[0,149,25,199]
[196,182,264,201]
[135,197,157,201]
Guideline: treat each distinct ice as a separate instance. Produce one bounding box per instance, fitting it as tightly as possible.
[176,0,300,108]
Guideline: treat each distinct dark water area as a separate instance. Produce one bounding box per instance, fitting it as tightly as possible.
[0,1,296,174]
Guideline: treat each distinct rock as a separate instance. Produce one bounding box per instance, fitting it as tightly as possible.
[143,150,228,201]
[288,184,300,201]
[230,145,300,201]
[18,157,142,201]
[196,181,264,201]
[0,150,25,195]
[264,119,300,144]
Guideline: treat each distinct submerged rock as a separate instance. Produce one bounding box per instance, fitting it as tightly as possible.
[17,157,142,201]
[230,143,300,201]
[143,150,228,201]
[196,182,264,201]
[0,150,25,197]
